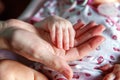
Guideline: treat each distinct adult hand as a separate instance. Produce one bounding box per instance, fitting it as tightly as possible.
[66,21,105,61]
[0,19,105,80]
[100,64,120,80]
[0,19,73,79]
[0,60,48,80]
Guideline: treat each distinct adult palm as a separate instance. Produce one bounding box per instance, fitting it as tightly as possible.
[0,19,105,80]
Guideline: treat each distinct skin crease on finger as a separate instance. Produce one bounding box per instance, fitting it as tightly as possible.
[74,24,105,47]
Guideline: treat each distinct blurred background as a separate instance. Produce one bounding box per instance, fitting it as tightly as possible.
[0,0,31,20]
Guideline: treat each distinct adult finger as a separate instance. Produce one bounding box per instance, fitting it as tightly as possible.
[75,25,105,46]
[75,21,97,38]
[66,36,105,61]
[103,73,115,80]
[73,21,85,38]
[73,21,85,30]
[99,64,113,71]
[42,55,73,80]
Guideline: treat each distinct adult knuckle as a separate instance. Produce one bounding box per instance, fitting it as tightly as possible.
[30,44,41,58]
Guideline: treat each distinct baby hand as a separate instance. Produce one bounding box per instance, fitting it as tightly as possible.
[35,15,75,50]
[103,64,120,80]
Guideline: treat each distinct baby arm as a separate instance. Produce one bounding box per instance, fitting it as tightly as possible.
[35,15,75,50]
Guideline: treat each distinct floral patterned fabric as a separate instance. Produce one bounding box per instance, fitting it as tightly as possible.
[31,0,120,80]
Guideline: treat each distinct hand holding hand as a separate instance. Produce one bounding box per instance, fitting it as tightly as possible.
[0,19,105,80]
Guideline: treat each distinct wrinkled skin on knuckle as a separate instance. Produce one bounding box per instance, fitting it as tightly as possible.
[49,56,65,71]
[29,44,43,60]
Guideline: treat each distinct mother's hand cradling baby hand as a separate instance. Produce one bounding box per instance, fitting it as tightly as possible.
[0,17,105,80]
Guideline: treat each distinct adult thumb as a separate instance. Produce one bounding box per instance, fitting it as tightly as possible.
[44,56,73,80]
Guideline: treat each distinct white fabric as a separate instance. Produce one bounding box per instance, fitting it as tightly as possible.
[31,0,120,80]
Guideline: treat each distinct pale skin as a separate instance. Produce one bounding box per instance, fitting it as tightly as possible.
[35,15,75,50]
[33,0,120,79]
[98,64,120,80]
[0,17,105,80]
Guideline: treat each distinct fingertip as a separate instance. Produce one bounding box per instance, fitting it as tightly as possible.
[53,57,73,80]
[61,68,73,80]
[97,24,106,31]
[94,36,105,43]
[89,21,96,25]
[73,21,84,30]
[88,36,105,50]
